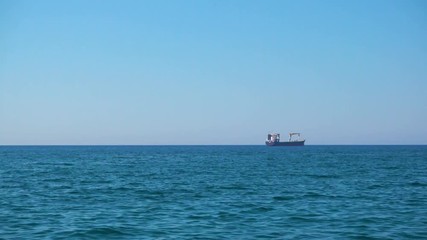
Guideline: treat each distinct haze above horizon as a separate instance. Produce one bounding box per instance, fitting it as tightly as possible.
[1,0,426,145]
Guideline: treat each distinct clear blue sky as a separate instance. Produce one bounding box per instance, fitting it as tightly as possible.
[1,0,426,145]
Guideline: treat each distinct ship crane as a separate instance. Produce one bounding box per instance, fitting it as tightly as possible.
[288,132,301,141]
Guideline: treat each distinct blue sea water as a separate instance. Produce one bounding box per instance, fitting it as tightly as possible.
[1,145,426,239]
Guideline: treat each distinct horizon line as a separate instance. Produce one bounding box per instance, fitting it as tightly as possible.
[1,144,426,147]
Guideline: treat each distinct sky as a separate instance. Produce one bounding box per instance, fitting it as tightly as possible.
[1,0,426,145]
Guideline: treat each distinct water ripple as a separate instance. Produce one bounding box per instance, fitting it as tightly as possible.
[1,145,427,239]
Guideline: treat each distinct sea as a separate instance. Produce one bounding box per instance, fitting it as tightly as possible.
[1,145,426,239]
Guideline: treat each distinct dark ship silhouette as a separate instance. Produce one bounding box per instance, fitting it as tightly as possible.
[265,133,305,146]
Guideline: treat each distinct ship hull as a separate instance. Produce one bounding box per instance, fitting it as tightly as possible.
[265,140,305,146]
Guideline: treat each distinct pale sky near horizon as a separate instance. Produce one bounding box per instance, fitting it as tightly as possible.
[1,0,426,145]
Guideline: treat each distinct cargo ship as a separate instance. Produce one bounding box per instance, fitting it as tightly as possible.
[265,133,305,146]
